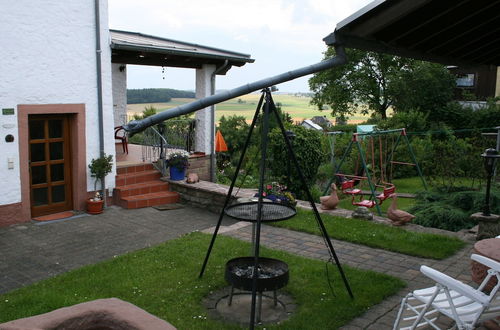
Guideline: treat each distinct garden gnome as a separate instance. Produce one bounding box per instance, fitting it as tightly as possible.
[387,193,415,226]
[186,173,199,184]
[320,183,339,210]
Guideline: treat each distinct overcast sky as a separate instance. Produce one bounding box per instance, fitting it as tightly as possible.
[108,0,372,93]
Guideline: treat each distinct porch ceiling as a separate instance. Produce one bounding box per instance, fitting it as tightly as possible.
[110,30,254,74]
[325,0,500,67]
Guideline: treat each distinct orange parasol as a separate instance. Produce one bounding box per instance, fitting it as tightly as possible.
[215,130,228,152]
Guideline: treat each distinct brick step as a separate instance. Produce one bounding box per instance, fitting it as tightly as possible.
[115,170,162,187]
[116,163,154,175]
[113,181,169,199]
[119,191,180,209]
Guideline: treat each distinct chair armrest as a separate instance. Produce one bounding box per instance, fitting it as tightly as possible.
[471,254,500,272]
[420,265,489,306]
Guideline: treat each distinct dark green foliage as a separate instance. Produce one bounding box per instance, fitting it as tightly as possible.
[88,153,113,191]
[474,98,500,129]
[217,115,249,156]
[376,110,429,132]
[410,189,500,231]
[132,105,157,120]
[411,203,474,232]
[391,61,456,114]
[309,48,414,119]
[127,88,195,104]
[267,125,325,197]
[330,124,357,133]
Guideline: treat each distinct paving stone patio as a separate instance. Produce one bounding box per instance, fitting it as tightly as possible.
[0,203,486,329]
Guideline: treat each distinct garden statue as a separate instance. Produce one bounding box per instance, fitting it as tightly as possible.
[351,206,373,220]
[320,183,339,210]
[186,172,199,184]
[387,193,415,226]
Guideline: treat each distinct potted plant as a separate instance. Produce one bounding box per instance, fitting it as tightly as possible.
[254,181,297,207]
[87,153,113,214]
[166,150,190,181]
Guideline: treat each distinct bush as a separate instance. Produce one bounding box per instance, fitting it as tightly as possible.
[410,188,500,231]
[267,125,325,198]
[411,203,474,232]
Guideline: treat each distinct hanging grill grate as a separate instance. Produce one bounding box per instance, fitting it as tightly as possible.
[224,202,296,222]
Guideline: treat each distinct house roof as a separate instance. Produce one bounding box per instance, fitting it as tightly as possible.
[324,0,500,67]
[301,119,323,130]
[110,29,254,74]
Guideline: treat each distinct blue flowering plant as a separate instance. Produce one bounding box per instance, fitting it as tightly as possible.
[165,150,190,170]
[254,181,296,207]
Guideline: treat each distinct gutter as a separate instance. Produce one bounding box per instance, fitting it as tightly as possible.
[210,60,230,182]
[94,0,106,203]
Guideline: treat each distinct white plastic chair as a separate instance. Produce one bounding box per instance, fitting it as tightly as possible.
[393,254,500,330]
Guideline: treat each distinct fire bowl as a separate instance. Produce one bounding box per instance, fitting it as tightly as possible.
[225,257,289,292]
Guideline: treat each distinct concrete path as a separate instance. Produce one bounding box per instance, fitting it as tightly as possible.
[0,206,234,294]
[0,205,480,329]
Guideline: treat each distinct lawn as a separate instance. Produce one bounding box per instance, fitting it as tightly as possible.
[271,209,465,259]
[0,233,405,329]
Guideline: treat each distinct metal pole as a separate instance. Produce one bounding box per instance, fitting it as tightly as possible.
[402,132,428,190]
[323,139,354,195]
[123,46,347,135]
[270,94,354,299]
[355,139,382,216]
[249,89,272,329]
[198,93,265,278]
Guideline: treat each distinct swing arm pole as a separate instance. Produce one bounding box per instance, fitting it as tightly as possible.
[123,46,347,135]
[355,137,382,216]
[323,138,354,195]
[403,133,428,190]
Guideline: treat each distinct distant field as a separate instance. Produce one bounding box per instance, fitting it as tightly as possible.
[126,94,370,124]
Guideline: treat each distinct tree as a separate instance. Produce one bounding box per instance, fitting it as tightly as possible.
[391,61,456,114]
[309,48,455,120]
[217,115,249,156]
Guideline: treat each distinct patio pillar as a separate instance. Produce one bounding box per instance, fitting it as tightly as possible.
[195,64,216,155]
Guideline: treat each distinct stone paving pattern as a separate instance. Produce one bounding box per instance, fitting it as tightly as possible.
[0,202,486,329]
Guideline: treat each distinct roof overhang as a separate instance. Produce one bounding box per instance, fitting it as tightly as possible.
[324,0,500,68]
[110,30,254,74]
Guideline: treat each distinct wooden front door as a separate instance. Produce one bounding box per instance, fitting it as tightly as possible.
[28,115,73,217]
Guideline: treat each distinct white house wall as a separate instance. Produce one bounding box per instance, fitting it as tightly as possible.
[112,64,127,127]
[0,0,114,206]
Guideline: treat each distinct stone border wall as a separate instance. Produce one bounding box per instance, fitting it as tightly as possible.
[166,180,255,214]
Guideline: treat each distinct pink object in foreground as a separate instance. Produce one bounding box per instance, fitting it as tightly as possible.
[0,298,176,330]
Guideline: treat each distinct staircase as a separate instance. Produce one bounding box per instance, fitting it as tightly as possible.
[114,163,179,209]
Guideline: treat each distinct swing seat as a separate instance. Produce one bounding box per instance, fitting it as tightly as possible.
[376,185,396,204]
[341,180,362,195]
[353,199,376,208]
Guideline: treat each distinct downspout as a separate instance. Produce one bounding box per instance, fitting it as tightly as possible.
[94,0,106,203]
[210,60,230,182]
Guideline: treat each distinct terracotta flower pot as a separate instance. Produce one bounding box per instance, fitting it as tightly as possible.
[87,199,104,214]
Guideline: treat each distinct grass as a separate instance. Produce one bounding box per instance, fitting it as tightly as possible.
[0,232,405,329]
[271,209,465,259]
[126,94,371,124]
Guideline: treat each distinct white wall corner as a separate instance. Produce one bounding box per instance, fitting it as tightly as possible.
[112,63,127,127]
[195,64,217,155]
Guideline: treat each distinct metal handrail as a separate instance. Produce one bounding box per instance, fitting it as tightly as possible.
[138,120,195,175]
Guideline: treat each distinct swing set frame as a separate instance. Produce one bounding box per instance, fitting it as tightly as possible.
[328,128,427,216]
